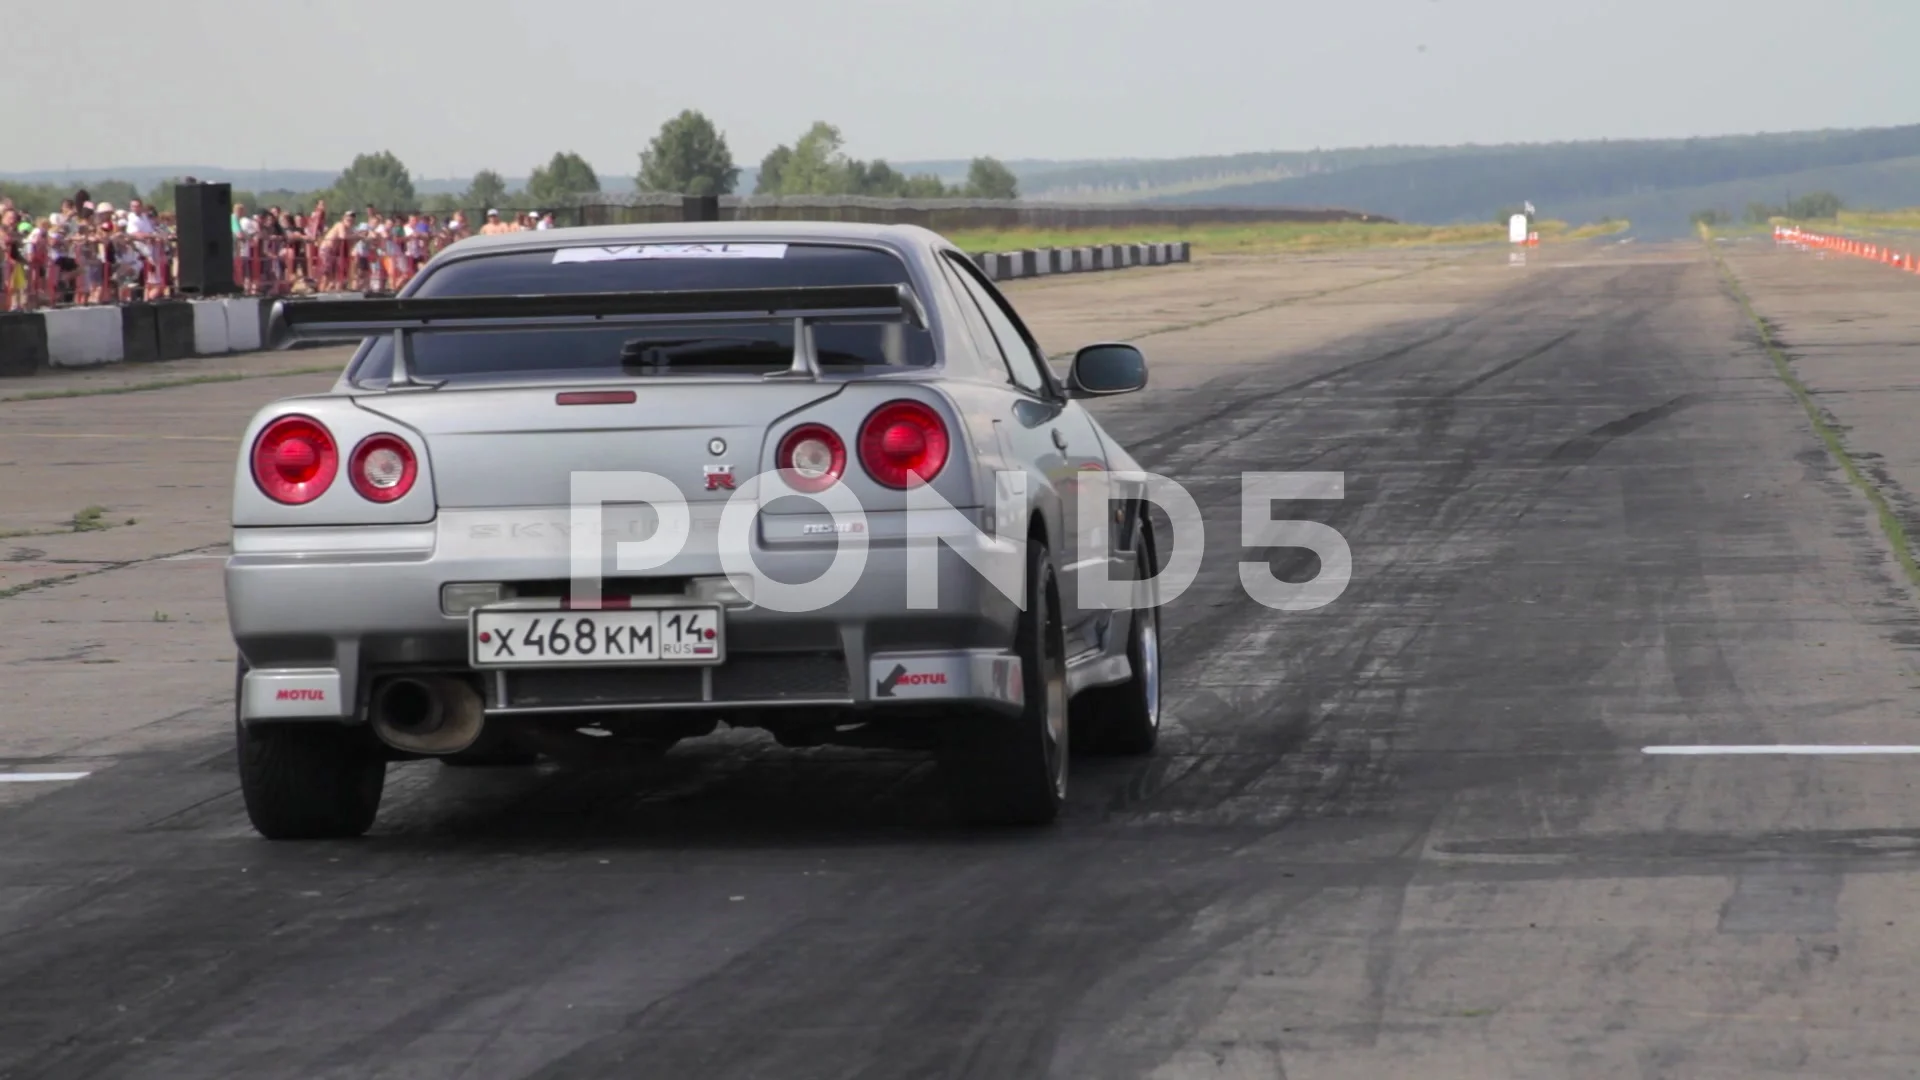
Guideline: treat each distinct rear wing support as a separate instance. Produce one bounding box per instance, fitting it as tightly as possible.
[266,284,929,387]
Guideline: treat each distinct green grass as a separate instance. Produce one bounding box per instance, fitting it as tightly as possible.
[0,505,135,540]
[1698,221,1777,239]
[1773,209,1920,253]
[1837,209,1920,229]
[948,217,1627,257]
[1555,219,1633,241]
[0,365,339,404]
[1757,210,1920,250]
[68,506,108,532]
[1702,223,1920,591]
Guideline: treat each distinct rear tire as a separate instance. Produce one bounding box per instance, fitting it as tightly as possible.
[940,538,1069,826]
[236,719,386,840]
[1072,534,1161,756]
[234,655,386,840]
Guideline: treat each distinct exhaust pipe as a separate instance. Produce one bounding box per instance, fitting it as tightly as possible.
[369,675,484,755]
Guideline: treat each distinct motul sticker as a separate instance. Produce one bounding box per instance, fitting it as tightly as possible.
[244,670,346,720]
[872,659,961,699]
[867,654,1022,706]
[875,665,948,695]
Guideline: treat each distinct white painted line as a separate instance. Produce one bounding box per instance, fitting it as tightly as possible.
[1644,746,1920,756]
[0,772,90,782]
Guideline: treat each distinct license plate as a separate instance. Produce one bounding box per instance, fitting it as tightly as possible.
[470,607,724,667]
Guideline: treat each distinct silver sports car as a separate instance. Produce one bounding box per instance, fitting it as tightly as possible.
[227,221,1162,839]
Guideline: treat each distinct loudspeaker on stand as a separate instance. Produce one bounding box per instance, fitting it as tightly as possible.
[175,182,236,296]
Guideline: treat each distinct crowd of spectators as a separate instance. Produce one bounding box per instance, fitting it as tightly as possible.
[1,187,562,312]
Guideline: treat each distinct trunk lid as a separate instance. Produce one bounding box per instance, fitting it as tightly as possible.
[355,382,843,508]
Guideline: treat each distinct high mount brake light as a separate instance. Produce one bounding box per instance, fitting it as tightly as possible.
[251,415,338,505]
[349,434,419,503]
[858,400,949,489]
[777,424,847,493]
[556,390,637,405]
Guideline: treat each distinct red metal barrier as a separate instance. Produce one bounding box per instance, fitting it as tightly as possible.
[2,214,492,309]
[1,227,176,310]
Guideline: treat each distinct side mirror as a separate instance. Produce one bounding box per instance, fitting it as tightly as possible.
[1067,343,1148,397]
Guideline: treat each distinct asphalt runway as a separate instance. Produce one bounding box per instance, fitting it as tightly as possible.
[5,238,1920,1078]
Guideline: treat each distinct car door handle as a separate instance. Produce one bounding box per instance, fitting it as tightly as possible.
[1051,428,1068,450]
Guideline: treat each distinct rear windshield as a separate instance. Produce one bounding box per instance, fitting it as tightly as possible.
[347,242,935,384]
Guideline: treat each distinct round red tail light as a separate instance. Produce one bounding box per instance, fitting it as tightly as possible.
[349,434,419,502]
[776,424,846,493]
[251,415,338,504]
[858,400,950,489]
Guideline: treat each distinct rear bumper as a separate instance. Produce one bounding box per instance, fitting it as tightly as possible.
[240,648,1023,724]
[228,506,1027,723]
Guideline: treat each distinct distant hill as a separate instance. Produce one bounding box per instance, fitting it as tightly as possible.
[1016,147,1486,201]
[1144,124,1920,237]
[1537,154,1920,237]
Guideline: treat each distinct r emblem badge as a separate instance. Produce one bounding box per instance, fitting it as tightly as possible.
[704,464,736,491]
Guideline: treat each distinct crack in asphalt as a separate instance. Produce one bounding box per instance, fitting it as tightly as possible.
[0,542,227,602]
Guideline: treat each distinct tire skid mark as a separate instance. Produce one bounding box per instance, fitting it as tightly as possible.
[1122,321,1470,462]
[1546,393,1703,465]
[1440,328,1578,400]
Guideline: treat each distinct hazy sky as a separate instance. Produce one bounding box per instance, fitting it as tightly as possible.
[10,0,1920,179]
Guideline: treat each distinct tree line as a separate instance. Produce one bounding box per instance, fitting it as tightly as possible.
[1690,191,1844,227]
[0,110,1017,220]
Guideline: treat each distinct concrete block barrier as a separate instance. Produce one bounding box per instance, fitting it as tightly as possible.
[155,302,196,360]
[0,312,50,377]
[119,303,161,364]
[191,300,230,355]
[43,306,124,368]
[224,298,264,353]
[959,241,1198,282]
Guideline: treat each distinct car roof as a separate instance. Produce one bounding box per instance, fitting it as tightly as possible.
[435,220,951,260]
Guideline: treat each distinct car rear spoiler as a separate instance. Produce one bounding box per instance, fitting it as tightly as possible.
[265,284,929,387]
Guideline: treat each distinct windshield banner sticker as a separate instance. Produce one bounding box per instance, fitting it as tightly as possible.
[553,244,790,264]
